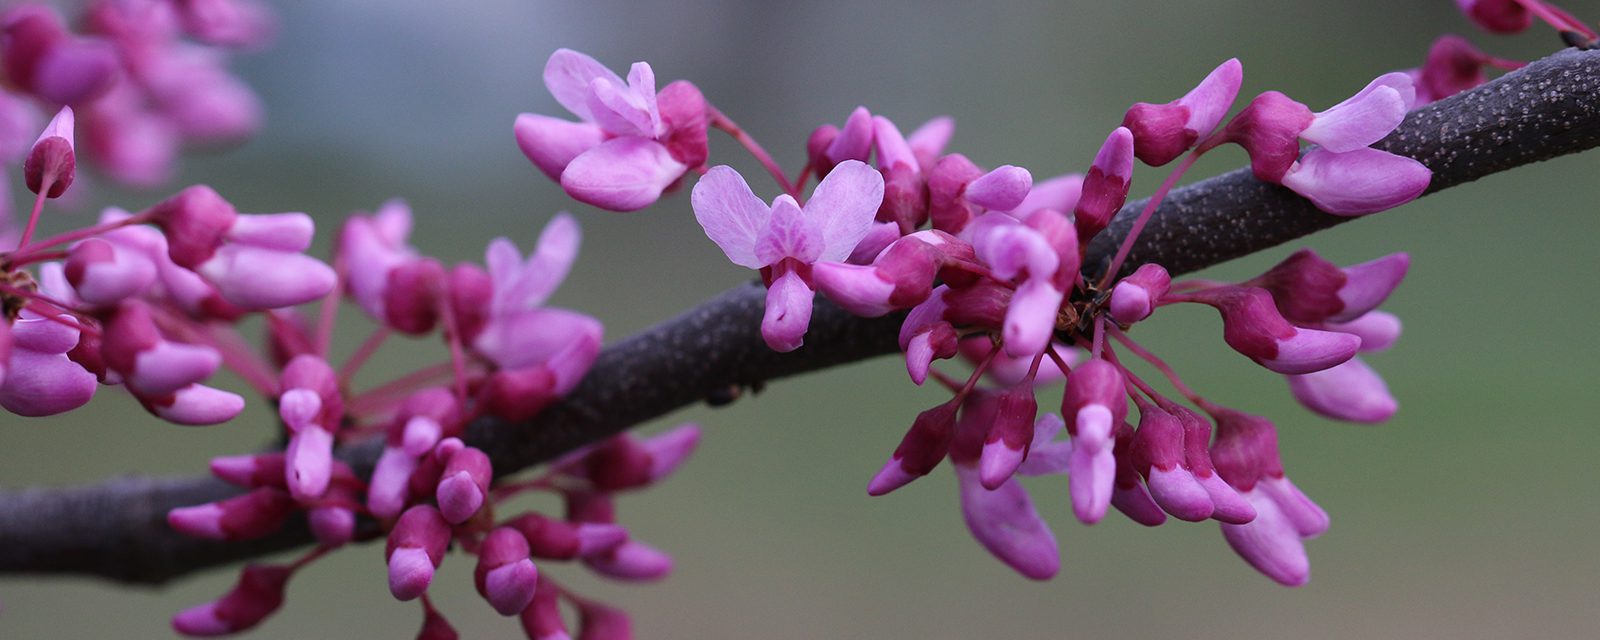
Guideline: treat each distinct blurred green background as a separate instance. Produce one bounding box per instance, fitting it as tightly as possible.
[4,0,1599,637]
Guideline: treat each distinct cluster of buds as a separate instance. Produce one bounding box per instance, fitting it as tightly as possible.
[648,49,1436,586]
[0,0,270,189]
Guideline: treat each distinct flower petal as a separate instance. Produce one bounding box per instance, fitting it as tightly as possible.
[560,138,687,212]
[805,160,885,262]
[543,49,623,122]
[691,165,769,268]
[1281,148,1431,216]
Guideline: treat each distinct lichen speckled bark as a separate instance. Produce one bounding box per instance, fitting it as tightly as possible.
[3,48,1598,585]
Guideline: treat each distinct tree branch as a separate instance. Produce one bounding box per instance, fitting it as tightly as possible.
[3,48,1598,585]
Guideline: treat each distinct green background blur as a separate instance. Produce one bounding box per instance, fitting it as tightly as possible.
[3,1,1598,637]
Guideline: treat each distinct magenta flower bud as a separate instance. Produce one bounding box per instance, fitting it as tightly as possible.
[367,447,419,521]
[146,185,241,269]
[1221,490,1311,587]
[878,164,928,235]
[872,115,916,172]
[477,367,559,422]
[140,384,246,425]
[1186,286,1360,375]
[1061,359,1127,523]
[210,452,287,489]
[506,513,628,560]
[941,279,1012,329]
[824,106,875,169]
[416,604,459,640]
[964,164,1033,212]
[898,287,957,385]
[167,487,295,541]
[1222,91,1315,183]
[657,80,709,168]
[1282,147,1431,216]
[1170,406,1254,524]
[805,123,839,176]
[1,6,66,93]
[1109,263,1171,325]
[1326,310,1402,352]
[382,258,444,334]
[436,445,492,524]
[1456,0,1531,33]
[1250,249,1410,323]
[284,425,333,502]
[520,580,570,640]
[926,153,985,233]
[24,106,74,198]
[227,212,314,251]
[403,415,444,457]
[1073,127,1134,240]
[386,505,452,601]
[813,235,939,317]
[102,301,221,397]
[576,601,632,640]
[171,564,291,637]
[1122,58,1242,166]
[279,353,342,423]
[0,342,97,416]
[1130,401,1213,522]
[308,504,355,548]
[475,527,539,616]
[957,465,1062,581]
[65,237,156,306]
[1413,36,1499,105]
[1286,356,1397,423]
[583,539,673,581]
[978,385,1039,490]
[868,402,958,496]
[448,263,494,342]
[1110,421,1167,527]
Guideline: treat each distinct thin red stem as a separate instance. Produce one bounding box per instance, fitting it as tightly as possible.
[435,284,470,406]
[9,213,153,263]
[315,255,345,357]
[339,327,391,385]
[1516,0,1597,39]
[1099,149,1204,289]
[346,362,457,414]
[15,185,50,250]
[708,105,799,198]
[1106,325,1206,406]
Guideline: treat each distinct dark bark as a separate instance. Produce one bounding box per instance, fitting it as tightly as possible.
[2,48,1598,585]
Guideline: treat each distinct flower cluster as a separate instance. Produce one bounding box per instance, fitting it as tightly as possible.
[653,57,1433,585]
[0,0,270,188]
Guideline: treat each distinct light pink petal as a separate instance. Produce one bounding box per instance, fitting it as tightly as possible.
[847,221,901,265]
[642,423,702,482]
[1178,58,1244,135]
[228,213,314,252]
[1010,173,1083,217]
[198,246,337,309]
[474,308,603,371]
[543,49,623,122]
[514,113,605,180]
[1112,478,1169,527]
[691,165,769,268]
[871,116,916,170]
[1327,310,1402,353]
[956,466,1059,580]
[387,547,436,601]
[1068,405,1115,523]
[760,268,813,352]
[1286,356,1397,423]
[1259,475,1331,538]
[1332,253,1409,322]
[367,447,419,520]
[561,138,686,212]
[0,349,96,416]
[1302,86,1408,153]
[1221,490,1310,586]
[149,384,245,426]
[625,61,663,135]
[824,106,874,165]
[285,425,333,501]
[1282,147,1431,216]
[1259,327,1360,375]
[583,540,673,581]
[1017,414,1071,476]
[754,195,823,265]
[1147,467,1215,522]
[907,116,955,172]
[811,261,895,317]
[494,213,581,313]
[12,312,80,354]
[586,75,657,139]
[806,160,886,262]
[130,341,221,397]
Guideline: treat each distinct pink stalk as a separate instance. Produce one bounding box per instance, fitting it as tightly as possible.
[205,324,283,398]
[1106,324,1207,406]
[1517,0,1598,39]
[339,327,391,385]
[347,362,457,412]
[314,255,345,357]
[1100,150,1205,289]
[434,285,470,405]
[8,213,154,264]
[708,105,799,198]
[15,189,49,250]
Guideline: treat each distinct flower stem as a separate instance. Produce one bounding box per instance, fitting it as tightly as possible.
[708,105,799,198]
[1099,149,1204,288]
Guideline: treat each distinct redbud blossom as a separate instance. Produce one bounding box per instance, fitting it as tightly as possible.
[948,391,1061,579]
[387,505,452,601]
[1184,286,1360,375]
[1062,359,1127,524]
[65,237,156,306]
[171,564,290,637]
[1121,58,1242,166]
[1073,127,1134,239]
[1457,0,1532,33]
[1130,401,1214,522]
[868,402,958,496]
[582,539,674,581]
[436,444,492,524]
[1286,356,1398,423]
[101,300,221,397]
[475,527,539,616]
[0,311,97,416]
[24,106,75,198]
[693,161,884,351]
[504,513,628,560]
[278,355,342,501]
[1109,263,1171,325]
[1248,249,1409,324]
[167,487,295,541]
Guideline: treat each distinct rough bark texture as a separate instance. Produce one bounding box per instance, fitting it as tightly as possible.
[2,48,1598,585]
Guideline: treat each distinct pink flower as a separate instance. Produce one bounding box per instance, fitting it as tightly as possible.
[24,106,75,198]
[474,527,539,616]
[692,161,884,351]
[1122,58,1242,166]
[386,505,452,601]
[171,564,290,636]
[0,309,97,416]
[516,49,708,211]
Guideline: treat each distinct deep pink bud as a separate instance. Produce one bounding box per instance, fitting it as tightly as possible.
[475,527,539,616]
[101,300,221,397]
[520,578,570,640]
[505,513,628,560]
[577,602,633,640]
[1281,147,1431,216]
[1122,58,1242,166]
[383,258,444,334]
[1221,490,1311,587]
[977,385,1038,489]
[1061,359,1127,523]
[1414,36,1498,104]
[416,604,460,640]
[867,402,958,496]
[1251,249,1409,325]
[658,80,709,168]
[210,452,287,489]
[926,153,985,233]
[448,263,494,343]
[1110,420,1167,527]
[171,564,291,636]
[478,367,559,422]
[1109,263,1171,325]
[386,505,452,601]
[24,106,74,198]
[898,286,957,385]
[1456,0,1531,33]
[1186,286,1359,374]
[1223,91,1315,182]
[146,185,240,269]
[813,235,940,316]
[824,106,874,169]
[1073,127,1134,240]
[436,446,492,524]
[1171,406,1255,524]
[167,487,295,541]
[1130,401,1213,522]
